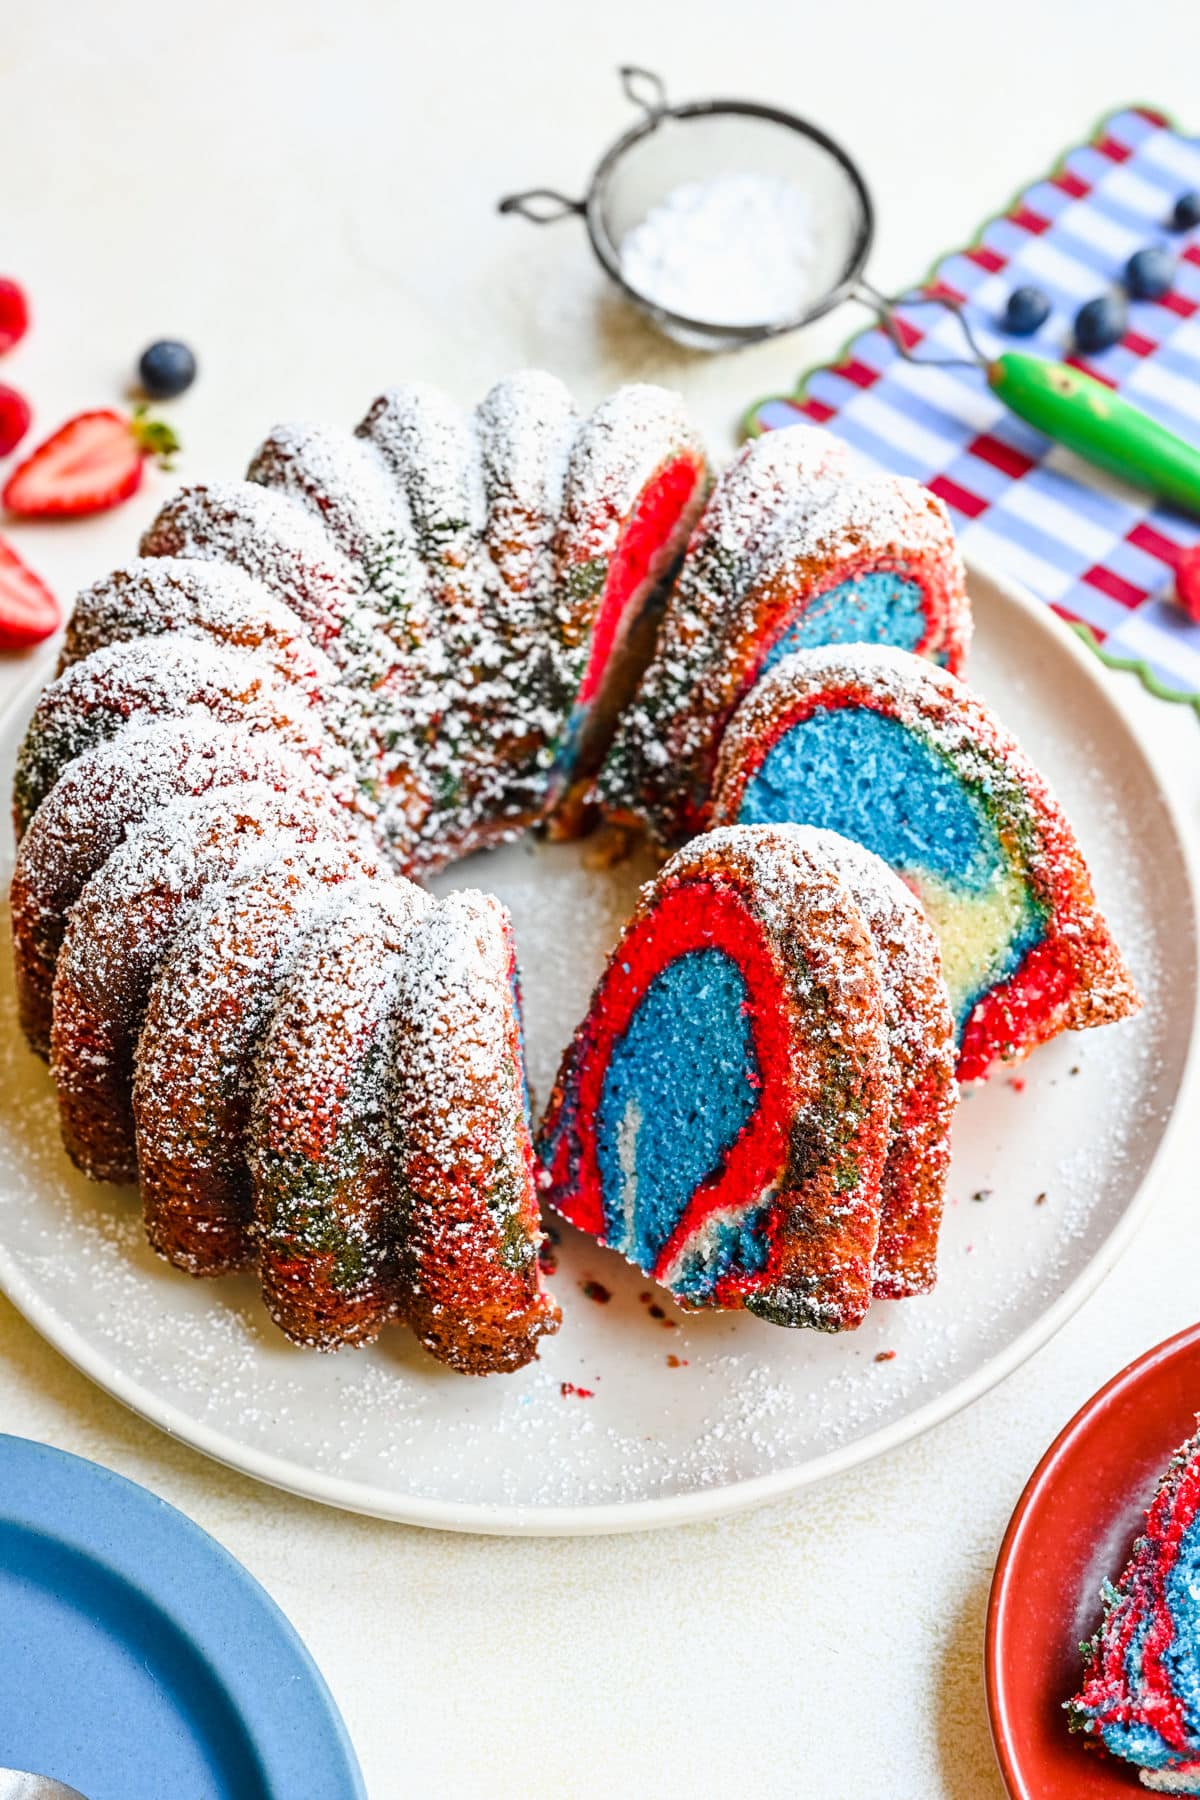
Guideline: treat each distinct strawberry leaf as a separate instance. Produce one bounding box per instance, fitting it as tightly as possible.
[131,404,182,470]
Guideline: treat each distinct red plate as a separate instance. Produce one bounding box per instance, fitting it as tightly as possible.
[987,1322,1200,1797]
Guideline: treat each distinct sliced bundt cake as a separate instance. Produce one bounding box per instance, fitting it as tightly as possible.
[7,371,1140,1371]
[600,424,970,845]
[1068,1426,1200,1791]
[536,824,953,1330]
[710,644,1140,1080]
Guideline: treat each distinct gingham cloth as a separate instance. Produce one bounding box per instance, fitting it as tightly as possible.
[746,106,1200,710]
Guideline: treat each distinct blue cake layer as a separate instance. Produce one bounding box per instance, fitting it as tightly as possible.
[595,948,760,1283]
[1163,1512,1200,1747]
[1100,1511,1200,1775]
[734,706,1043,1026]
[737,707,995,885]
[760,573,927,674]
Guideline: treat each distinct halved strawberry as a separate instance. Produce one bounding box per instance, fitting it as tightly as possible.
[0,280,30,355]
[2,407,180,519]
[0,384,31,456]
[0,533,60,648]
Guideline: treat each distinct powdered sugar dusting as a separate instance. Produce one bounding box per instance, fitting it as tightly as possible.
[14,633,361,832]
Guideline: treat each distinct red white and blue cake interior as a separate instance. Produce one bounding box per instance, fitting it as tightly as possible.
[537,823,954,1329]
[710,644,1140,1081]
[1069,1426,1200,1792]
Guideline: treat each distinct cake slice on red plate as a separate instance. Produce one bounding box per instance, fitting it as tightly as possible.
[1068,1424,1200,1791]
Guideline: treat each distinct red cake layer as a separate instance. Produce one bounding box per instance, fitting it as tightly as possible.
[548,875,794,1302]
[575,453,704,709]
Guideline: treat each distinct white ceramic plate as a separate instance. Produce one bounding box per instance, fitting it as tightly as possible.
[0,567,1195,1535]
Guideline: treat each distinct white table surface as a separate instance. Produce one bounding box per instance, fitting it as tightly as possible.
[2,3,1198,1794]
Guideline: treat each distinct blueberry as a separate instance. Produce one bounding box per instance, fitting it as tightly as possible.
[1125,246,1175,299]
[138,339,197,399]
[1074,293,1127,354]
[1002,285,1051,336]
[1171,190,1200,231]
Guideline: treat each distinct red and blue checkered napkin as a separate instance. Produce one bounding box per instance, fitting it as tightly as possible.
[746,107,1200,709]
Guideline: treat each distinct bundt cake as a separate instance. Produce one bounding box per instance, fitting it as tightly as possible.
[1068,1425,1200,1791]
[536,824,954,1328]
[599,424,971,846]
[7,373,1139,1366]
[708,644,1140,1082]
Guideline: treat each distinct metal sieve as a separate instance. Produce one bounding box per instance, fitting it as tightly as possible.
[498,66,875,351]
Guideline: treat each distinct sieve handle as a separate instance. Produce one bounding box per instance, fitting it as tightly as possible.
[618,65,668,119]
[496,189,586,224]
[989,352,1200,517]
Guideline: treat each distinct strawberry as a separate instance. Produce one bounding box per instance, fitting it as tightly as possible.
[2,407,179,518]
[0,384,32,457]
[0,279,30,355]
[1175,545,1200,625]
[0,533,60,648]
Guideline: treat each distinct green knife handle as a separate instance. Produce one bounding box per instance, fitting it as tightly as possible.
[987,350,1200,517]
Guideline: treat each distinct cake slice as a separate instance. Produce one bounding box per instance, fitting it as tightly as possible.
[536,824,896,1330]
[1068,1426,1200,1792]
[710,645,1140,1080]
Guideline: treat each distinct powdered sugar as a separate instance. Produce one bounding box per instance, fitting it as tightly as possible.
[619,174,820,327]
[14,634,361,833]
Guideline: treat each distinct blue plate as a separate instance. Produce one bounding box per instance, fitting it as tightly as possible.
[0,1435,365,1800]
